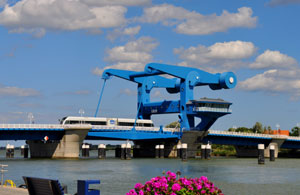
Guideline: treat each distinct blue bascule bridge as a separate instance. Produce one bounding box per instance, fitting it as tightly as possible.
[87,63,237,157]
[99,63,236,132]
[0,63,239,158]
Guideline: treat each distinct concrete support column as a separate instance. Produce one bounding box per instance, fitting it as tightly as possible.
[6,144,14,158]
[98,144,106,159]
[27,124,91,158]
[205,144,211,160]
[181,143,188,161]
[177,144,182,158]
[21,145,29,158]
[82,144,86,157]
[159,145,164,158]
[269,145,275,161]
[121,144,126,160]
[258,144,265,165]
[155,145,160,158]
[82,144,90,157]
[126,143,132,160]
[201,145,206,159]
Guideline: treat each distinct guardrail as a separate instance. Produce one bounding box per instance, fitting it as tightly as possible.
[285,136,300,141]
[0,124,64,129]
[91,125,180,133]
[0,123,180,133]
[208,130,289,139]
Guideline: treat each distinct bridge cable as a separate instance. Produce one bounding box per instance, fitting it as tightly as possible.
[94,79,107,117]
[133,100,143,130]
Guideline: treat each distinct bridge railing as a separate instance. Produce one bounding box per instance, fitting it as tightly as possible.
[208,130,289,139]
[0,123,181,133]
[0,124,64,129]
[285,136,300,140]
[91,125,180,133]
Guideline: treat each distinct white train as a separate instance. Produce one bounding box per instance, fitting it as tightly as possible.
[60,116,154,127]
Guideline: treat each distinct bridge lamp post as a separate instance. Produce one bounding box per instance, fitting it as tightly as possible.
[28,113,34,124]
[79,109,85,124]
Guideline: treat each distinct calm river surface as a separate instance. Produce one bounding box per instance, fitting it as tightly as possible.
[0,150,300,195]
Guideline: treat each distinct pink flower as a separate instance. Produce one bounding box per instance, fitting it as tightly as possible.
[201,190,206,194]
[135,183,143,190]
[172,183,181,191]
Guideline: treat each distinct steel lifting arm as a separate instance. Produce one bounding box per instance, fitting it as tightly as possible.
[144,63,237,90]
[102,68,177,89]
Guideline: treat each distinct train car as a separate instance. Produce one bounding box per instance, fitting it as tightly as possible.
[60,116,154,127]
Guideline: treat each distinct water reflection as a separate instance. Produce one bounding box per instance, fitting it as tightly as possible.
[0,150,300,194]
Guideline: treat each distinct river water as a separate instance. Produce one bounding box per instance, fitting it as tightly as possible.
[0,150,299,195]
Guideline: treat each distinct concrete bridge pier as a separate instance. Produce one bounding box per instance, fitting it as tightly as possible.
[27,124,92,158]
[180,131,208,158]
[235,137,287,158]
[264,137,287,158]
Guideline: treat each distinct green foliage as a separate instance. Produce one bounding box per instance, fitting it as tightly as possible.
[252,122,263,133]
[234,127,253,133]
[212,144,236,156]
[228,122,267,134]
[165,121,180,128]
[290,126,300,136]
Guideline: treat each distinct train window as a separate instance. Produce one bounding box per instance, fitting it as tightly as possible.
[118,122,135,126]
[144,123,153,127]
[90,121,106,125]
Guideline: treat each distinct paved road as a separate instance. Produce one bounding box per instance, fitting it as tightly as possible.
[0,186,28,195]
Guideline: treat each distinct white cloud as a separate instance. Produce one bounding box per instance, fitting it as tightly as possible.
[239,68,300,98]
[208,41,256,59]
[0,0,127,36]
[107,25,141,41]
[250,50,297,69]
[174,40,256,72]
[139,4,257,35]
[0,84,40,97]
[93,37,159,75]
[123,26,141,36]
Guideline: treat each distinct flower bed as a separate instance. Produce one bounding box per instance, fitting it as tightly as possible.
[127,171,223,195]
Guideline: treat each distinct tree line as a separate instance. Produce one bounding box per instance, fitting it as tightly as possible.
[165,121,300,136]
[228,122,300,136]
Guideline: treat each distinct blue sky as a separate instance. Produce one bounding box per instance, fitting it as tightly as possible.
[0,0,300,131]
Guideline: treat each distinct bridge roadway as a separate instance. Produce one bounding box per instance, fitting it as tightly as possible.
[0,124,300,149]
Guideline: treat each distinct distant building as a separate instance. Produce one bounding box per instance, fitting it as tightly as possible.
[263,129,289,136]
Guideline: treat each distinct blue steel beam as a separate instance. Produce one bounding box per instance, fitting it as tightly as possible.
[203,134,272,146]
[144,63,237,90]
[87,130,180,140]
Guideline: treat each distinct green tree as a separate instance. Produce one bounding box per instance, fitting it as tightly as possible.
[252,122,263,134]
[235,127,252,133]
[290,127,300,136]
[165,121,180,128]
